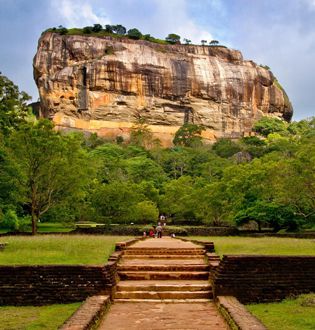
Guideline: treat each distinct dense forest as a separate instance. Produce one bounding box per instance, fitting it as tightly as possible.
[0,73,314,234]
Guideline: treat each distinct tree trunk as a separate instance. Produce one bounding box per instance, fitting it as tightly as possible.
[31,191,37,235]
[31,211,37,235]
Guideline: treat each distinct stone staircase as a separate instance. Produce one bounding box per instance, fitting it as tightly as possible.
[114,241,213,302]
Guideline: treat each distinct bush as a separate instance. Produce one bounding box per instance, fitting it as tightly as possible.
[127,28,142,40]
[0,210,31,232]
[83,26,93,34]
[1,210,19,231]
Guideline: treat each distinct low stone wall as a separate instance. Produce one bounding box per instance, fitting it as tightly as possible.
[212,255,315,303]
[177,237,215,252]
[216,296,267,330]
[60,295,111,330]
[72,225,238,236]
[0,262,117,306]
[0,237,144,306]
[239,231,315,239]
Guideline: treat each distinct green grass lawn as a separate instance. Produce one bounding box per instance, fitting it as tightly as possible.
[0,303,80,330]
[37,222,74,233]
[247,294,315,330]
[0,222,75,234]
[0,235,130,265]
[192,236,315,256]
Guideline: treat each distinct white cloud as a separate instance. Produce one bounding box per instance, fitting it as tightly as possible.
[51,0,110,27]
[149,0,214,44]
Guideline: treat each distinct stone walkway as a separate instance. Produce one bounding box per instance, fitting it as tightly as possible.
[98,302,228,329]
[98,237,229,329]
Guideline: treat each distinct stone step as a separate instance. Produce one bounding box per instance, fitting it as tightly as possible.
[120,258,205,265]
[124,249,205,256]
[114,290,213,300]
[116,280,212,292]
[122,254,204,259]
[118,264,209,272]
[113,298,211,303]
[118,271,209,280]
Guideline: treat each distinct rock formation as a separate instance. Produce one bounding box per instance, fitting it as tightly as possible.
[33,32,293,146]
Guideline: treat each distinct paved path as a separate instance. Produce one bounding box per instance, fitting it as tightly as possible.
[130,237,198,249]
[98,301,229,330]
[98,237,229,329]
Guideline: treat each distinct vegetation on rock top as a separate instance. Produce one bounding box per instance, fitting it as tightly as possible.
[44,24,224,47]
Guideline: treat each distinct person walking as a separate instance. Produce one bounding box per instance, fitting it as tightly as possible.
[156,224,163,238]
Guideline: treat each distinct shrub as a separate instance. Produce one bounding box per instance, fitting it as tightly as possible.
[0,210,30,232]
[165,33,181,44]
[1,210,19,231]
[127,28,142,40]
[83,26,93,34]
[92,24,102,33]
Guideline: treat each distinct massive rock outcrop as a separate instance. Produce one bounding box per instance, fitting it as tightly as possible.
[33,32,293,146]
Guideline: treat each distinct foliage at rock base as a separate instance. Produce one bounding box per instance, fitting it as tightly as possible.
[0,74,314,233]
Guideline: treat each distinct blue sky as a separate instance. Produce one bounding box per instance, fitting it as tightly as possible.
[1,0,315,120]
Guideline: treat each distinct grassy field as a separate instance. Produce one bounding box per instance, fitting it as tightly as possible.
[0,235,130,265]
[247,294,315,330]
[192,236,315,256]
[0,303,80,330]
[0,222,75,234]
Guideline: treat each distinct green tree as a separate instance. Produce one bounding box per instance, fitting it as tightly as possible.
[92,181,145,224]
[124,156,167,187]
[253,117,287,137]
[127,28,142,40]
[160,176,198,224]
[129,201,159,224]
[92,24,103,32]
[104,25,114,33]
[153,147,191,179]
[274,137,315,226]
[165,33,181,44]
[83,26,93,34]
[0,73,31,135]
[173,123,205,147]
[212,138,241,158]
[201,40,207,45]
[130,119,160,149]
[112,24,126,35]
[5,120,90,234]
[209,40,219,45]
[194,181,232,226]
[183,38,191,45]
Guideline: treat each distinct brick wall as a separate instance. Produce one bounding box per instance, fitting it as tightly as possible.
[0,262,117,306]
[212,255,315,303]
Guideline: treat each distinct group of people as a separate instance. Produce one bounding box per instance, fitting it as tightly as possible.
[143,215,167,238]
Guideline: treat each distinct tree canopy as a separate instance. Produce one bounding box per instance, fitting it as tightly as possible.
[0,72,31,134]
[0,76,314,234]
[165,33,181,44]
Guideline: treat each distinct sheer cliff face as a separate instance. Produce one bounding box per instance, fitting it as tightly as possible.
[33,32,293,146]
